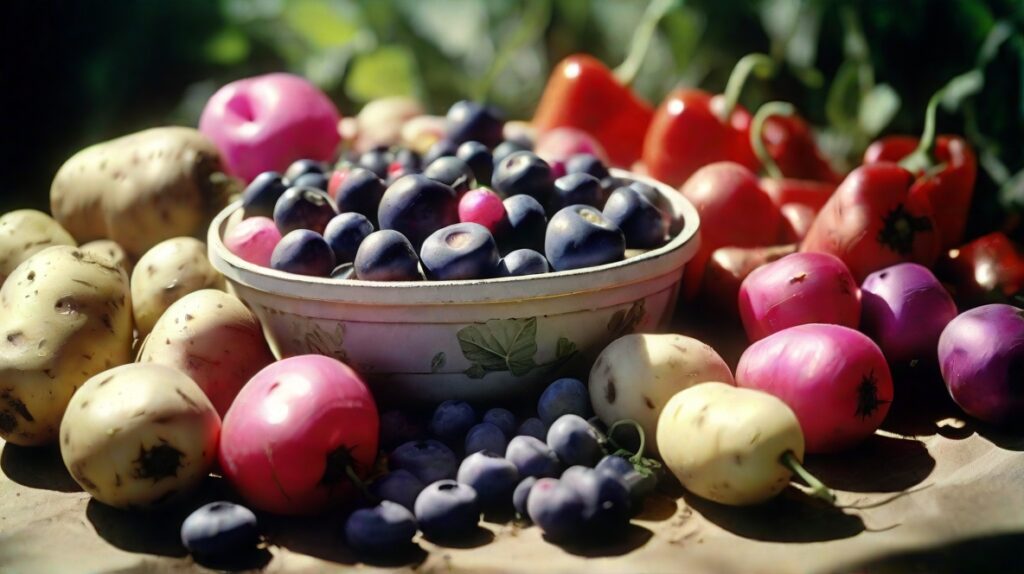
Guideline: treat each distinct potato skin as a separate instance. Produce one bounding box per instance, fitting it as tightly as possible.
[131,237,225,337]
[0,210,76,286]
[80,240,132,275]
[138,289,275,416]
[657,383,804,506]
[0,246,132,445]
[589,333,734,456]
[60,363,220,509]
[50,127,227,259]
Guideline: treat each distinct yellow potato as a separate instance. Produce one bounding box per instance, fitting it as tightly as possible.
[589,333,734,455]
[0,210,76,286]
[80,239,132,274]
[656,383,804,506]
[130,237,224,337]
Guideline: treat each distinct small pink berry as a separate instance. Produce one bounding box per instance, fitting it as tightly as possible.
[459,189,509,237]
[224,216,282,268]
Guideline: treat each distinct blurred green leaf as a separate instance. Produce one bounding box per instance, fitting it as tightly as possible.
[346,45,418,102]
[825,60,861,132]
[940,69,985,112]
[859,83,900,137]
[662,7,703,73]
[284,0,359,49]
[204,28,251,64]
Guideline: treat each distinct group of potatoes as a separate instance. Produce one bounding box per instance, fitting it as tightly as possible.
[0,128,277,508]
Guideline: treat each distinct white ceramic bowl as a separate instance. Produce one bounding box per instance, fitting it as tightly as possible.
[208,170,700,404]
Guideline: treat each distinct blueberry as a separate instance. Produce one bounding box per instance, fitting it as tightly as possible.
[392,148,423,173]
[423,139,459,167]
[429,400,478,442]
[390,439,458,484]
[482,408,517,436]
[331,263,355,279]
[492,140,530,165]
[538,378,592,425]
[271,230,336,277]
[370,470,426,511]
[498,249,550,277]
[324,212,373,265]
[420,222,500,280]
[284,159,326,182]
[423,156,475,195]
[333,167,386,225]
[627,180,661,206]
[595,455,656,503]
[446,100,504,148]
[526,478,585,541]
[595,454,634,478]
[359,148,393,179]
[565,154,610,181]
[544,205,625,271]
[456,141,494,187]
[465,422,508,455]
[456,451,520,509]
[353,230,422,281]
[344,501,417,555]
[546,414,604,467]
[559,466,631,533]
[505,435,561,478]
[414,480,481,539]
[242,171,288,219]
[603,186,667,249]
[501,194,547,253]
[291,171,329,191]
[180,501,259,558]
[516,417,547,441]
[378,174,459,250]
[492,152,554,204]
[513,476,537,517]
[379,409,425,451]
[273,187,338,235]
[551,173,603,213]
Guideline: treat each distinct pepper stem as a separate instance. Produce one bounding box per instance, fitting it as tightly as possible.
[750,101,795,180]
[718,53,776,121]
[613,0,681,86]
[779,450,835,504]
[900,68,986,174]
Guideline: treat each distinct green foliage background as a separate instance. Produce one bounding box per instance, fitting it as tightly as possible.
[2,0,1022,239]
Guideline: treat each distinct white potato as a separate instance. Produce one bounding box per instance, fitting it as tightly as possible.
[0,246,132,445]
[60,363,220,509]
[80,239,132,274]
[589,333,734,455]
[130,237,224,337]
[138,289,275,416]
[0,209,76,285]
[657,383,804,506]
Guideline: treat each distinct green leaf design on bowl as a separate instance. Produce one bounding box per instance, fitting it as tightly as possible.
[458,317,539,378]
[607,299,647,338]
[430,352,446,373]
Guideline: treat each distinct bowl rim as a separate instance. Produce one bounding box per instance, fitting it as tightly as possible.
[208,169,701,306]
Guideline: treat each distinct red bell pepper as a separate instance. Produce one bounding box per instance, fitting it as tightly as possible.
[937,232,1024,308]
[865,134,977,249]
[801,162,941,281]
[761,113,842,184]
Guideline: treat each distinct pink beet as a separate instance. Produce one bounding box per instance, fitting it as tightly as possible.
[224,216,282,267]
[200,73,341,182]
[738,252,861,342]
[736,324,893,453]
[459,188,509,237]
[535,127,609,179]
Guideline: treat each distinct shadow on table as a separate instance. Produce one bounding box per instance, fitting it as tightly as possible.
[86,499,189,558]
[803,434,936,493]
[683,490,865,543]
[552,523,655,558]
[828,531,1024,574]
[1,442,82,492]
[265,512,429,569]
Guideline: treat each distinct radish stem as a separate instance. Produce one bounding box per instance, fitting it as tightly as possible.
[750,101,795,180]
[719,53,776,121]
[779,450,835,504]
[614,0,680,86]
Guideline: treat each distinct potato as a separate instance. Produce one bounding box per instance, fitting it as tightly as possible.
[0,209,76,285]
[80,239,132,274]
[60,363,220,509]
[0,246,132,445]
[589,333,734,456]
[131,237,225,337]
[50,126,230,259]
[138,289,275,416]
[656,383,804,505]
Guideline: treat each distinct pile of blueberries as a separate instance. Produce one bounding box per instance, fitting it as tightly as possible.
[345,377,657,554]
[240,100,672,281]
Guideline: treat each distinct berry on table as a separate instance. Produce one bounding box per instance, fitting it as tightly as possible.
[390,439,458,484]
[414,480,481,540]
[538,378,593,425]
[344,501,418,555]
[180,501,260,558]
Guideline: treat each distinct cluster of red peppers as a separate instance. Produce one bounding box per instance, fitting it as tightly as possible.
[531,39,1016,311]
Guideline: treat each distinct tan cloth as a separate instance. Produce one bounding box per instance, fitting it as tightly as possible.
[3,320,1024,573]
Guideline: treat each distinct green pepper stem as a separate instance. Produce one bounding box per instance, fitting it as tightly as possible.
[719,53,776,121]
[606,418,647,460]
[750,101,795,180]
[779,450,835,504]
[614,0,681,86]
